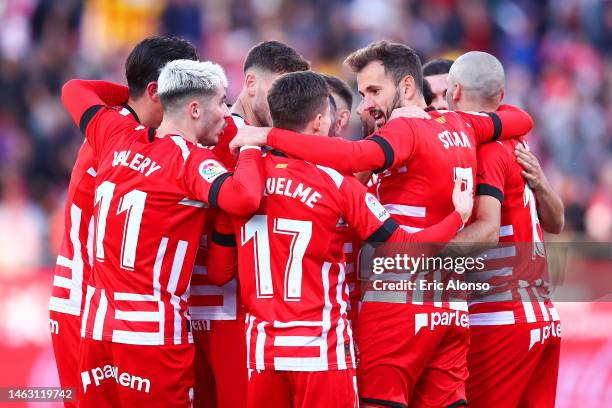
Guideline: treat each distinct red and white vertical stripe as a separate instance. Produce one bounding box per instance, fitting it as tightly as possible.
[245,262,355,371]
[81,237,193,345]
[49,203,94,316]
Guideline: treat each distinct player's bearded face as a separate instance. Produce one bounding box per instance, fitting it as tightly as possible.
[357,61,403,132]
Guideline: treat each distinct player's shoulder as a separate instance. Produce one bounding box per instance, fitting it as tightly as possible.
[314,164,345,190]
[433,109,475,126]
[267,152,345,191]
[387,112,451,132]
[102,105,154,139]
[383,116,421,130]
[95,105,139,126]
[480,136,519,154]
[477,139,514,167]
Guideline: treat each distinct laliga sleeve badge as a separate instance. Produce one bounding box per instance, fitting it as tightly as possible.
[365,193,390,222]
[199,159,227,183]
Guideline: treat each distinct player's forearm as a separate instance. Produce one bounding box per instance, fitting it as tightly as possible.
[61,79,129,126]
[535,183,565,234]
[494,104,534,140]
[216,147,264,216]
[207,241,238,286]
[445,219,499,257]
[267,128,385,173]
[451,219,499,246]
[389,211,464,243]
[212,126,237,168]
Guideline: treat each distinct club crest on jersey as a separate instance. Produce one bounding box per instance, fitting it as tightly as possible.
[365,193,390,221]
[199,159,226,183]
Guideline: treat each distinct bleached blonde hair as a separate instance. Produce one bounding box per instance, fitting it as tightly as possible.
[158,59,228,108]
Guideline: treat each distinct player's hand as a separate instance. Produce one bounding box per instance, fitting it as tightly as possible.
[389,106,431,121]
[452,179,473,223]
[229,126,271,154]
[515,144,548,191]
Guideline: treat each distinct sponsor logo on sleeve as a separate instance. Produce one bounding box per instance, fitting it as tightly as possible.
[365,193,390,222]
[198,159,227,183]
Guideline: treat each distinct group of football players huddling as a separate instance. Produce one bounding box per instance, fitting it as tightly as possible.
[49,35,564,408]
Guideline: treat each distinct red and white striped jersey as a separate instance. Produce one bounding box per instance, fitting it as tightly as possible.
[339,175,379,323]
[373,111,489,232]
[79,105,251,346]
[189,114,246,321]
[364,110,494,307]
[468,138,559,325]
[220,151,399,371]
[49,106,147,317]
[188,216,242,321]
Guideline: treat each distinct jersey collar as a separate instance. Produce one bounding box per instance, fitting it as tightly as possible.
[269,149,288,158]
[122,104,141,124]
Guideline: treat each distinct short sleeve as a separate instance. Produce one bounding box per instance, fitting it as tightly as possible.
[340,175,399,242]
[475,141,510,203]
[181,148,231,208]
[456,110,498,145]
[367,118,418,173]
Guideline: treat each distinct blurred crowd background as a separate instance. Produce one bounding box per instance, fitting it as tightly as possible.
[0,1,610,406]
[0,0,611,275]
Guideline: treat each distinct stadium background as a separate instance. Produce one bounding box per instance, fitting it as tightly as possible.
[0,0,610,406]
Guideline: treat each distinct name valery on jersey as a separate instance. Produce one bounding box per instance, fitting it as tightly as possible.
[112,150,161,176]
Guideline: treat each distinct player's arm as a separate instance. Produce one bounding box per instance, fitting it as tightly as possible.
[183,146,264,217]
[458,104,534,145]
[341,177,470,245]
[61,79,129,131]
[450,196,501,245]
[61,79,142,160]
[212,114,245,168]
[230,118,418,174]
[515,144,564,234]
[229,126,385,173]
[450,142,508,254]
[206,212,238,286]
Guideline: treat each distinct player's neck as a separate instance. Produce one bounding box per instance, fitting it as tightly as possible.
[156,120,196,144]
[232,91,259,126]
[127,96,156,127]
[458,100,498,112]
[403,95,428,110]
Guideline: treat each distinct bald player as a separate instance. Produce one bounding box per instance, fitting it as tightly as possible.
[423,58,453,110]
[446,51,564,408]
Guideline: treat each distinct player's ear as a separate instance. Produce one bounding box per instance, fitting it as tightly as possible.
[401,75,416,101]
[189,100,200,120]
[313,113,322,134]
[338,109,350,132]
[245,73,257,97]
[452,83,462,104]
[147,81,159,102]
[498,88,505,104]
